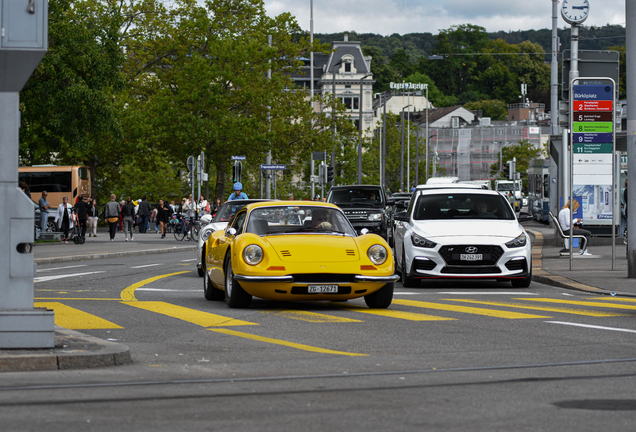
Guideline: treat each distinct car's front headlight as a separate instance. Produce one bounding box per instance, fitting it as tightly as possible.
[367,213,383,221]
[243,245,263,265]
[411,232,436,248]
[367,244,388,265]
[505,233,527,248]
[201,229,212,242]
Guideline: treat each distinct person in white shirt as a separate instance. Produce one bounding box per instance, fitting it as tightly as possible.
[198,195,209,216]
[558,200,592,255]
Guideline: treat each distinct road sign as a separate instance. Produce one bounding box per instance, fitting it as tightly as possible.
[187,155,196,172]
[231,155,246,161]
[312,151,326,161]
[260,164,286,170]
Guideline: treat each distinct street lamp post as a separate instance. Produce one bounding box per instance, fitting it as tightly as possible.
[374,92,385,188]
[358,74,372,184]
[331,60,342,186]
[400,104,412,192]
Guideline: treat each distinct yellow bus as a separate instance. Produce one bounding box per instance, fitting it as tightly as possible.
[19,165,91,209]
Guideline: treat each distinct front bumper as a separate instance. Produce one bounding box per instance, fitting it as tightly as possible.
[234,274,399,283]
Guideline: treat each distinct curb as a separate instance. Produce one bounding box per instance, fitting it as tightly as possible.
[35,246,196,265]
[0,328,132,372]
[527,229,636,298]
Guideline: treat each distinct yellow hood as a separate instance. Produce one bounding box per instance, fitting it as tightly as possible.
[264,235,360,263]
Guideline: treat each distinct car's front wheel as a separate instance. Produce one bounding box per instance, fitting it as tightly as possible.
[400,249,419,288]
[224,251,252,308]
[364,282,394,308]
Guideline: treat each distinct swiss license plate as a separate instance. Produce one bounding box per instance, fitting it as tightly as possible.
[460,254,483,261]
[308,285,338,293]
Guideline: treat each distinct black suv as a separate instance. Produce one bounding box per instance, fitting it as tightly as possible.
[327,185,393,242]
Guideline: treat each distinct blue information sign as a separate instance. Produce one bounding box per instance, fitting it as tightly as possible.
[572,132,613,144]
[231,155,246,161]
[572,85,613,101]
[260,164,287,170]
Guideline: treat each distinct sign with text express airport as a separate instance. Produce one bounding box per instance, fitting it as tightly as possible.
[570,80,615,224]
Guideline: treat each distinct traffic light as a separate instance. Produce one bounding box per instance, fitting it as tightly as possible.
[187,171,193,188]
[326,166,334,183]
[502,163,510,179]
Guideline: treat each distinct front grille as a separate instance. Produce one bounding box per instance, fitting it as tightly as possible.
[346,249,356,257]
[345,214,367,221]
[291,286,352,295]
[413,259,436,271]
[441,266,502,274]
[505,258,527,271]
[291,274,357,283]
[439,245,504,266]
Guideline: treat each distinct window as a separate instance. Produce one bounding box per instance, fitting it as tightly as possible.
[344,61,352,72]
[344,84,351,89]
[341,96,359,110]
[451,117,459,128]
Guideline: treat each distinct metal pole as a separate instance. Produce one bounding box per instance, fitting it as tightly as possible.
[627,0,636,276]
[265,35,272,199]
[358,74,371,184]
[400,109,405,191]
[382,95,387,190]
[425,86,429,183]
[550,0,559,136]
[332,60,341,187]
[310,0,313,102]
[407,94,411,190]
[415,123,420,186]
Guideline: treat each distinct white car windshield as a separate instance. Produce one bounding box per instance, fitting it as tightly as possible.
[413,193,515,221]
[245,206,357,236]
[214,202,249,222]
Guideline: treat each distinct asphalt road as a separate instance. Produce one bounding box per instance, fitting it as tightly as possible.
[3,252,636,431]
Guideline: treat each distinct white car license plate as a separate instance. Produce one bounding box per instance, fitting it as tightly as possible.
[460,254,483,261]
[308,285,338,293]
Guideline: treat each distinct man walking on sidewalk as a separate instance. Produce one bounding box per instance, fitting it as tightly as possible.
[138,196,151,233]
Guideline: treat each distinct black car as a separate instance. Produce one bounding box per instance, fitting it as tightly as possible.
[327,185,393,242]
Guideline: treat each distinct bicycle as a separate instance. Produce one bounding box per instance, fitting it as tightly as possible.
[173,214,200,241]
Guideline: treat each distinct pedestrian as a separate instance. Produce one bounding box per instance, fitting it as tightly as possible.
[137,196,151,233]
[118,200,125,232]
[88,198,98,237]
[227,182,248,201]
[212,198,222,215]
[19,182,31,200]
[104,194,121,241]
[74,195,91,240]
[38,190,51,233]
[622,177,628,244]
[156,199,170,238]
[558,199,592,256]
[54,196,74,243]
[122,197,137,241]
[198,195,209,216]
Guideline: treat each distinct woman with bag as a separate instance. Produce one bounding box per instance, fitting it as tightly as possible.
[105,194,121,241]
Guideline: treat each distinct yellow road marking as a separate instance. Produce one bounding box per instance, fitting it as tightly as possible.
[34,302,123,330]
[393,299,550,319]
[585,297,636,302]
[447,299,629,317]
[209,328,367,356]
[122,301,258,327]
[521,298,636,310]
[120,271,190,301]
[260,310,363,323]
[329,303,456,321]
[34,298,122,300]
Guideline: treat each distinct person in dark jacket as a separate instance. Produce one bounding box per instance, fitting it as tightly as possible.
[156,199,171,238]
[122,197,137,241]
[74,195,91,239]
[137,196,151,233]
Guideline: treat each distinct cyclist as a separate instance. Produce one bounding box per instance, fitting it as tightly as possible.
[228,182,248,201]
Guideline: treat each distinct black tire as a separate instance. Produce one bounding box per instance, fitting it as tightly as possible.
[224,251,252,308]
[79,236,85,244]
[190,223,200,241]
[197,248,205,277]
[401,249,419,288]
[46,221,57,232]
[203,252,225,301]
[364,282,394,308]
[173,223,186,241]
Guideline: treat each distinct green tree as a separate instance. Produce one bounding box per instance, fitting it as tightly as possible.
[464,100,509,121]
[490,140,542,189]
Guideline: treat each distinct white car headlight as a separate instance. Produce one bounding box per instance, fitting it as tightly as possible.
[243,245,263,265]
[367,244,388,265]
[367,213,383,221]
[505,233,527,248]
[411,232,437,248]
[201,229,212,242]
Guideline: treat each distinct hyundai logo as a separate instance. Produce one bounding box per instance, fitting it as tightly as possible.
[465,246,479,253]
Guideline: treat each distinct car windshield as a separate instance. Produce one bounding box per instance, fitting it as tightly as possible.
[328,188,384,207]
[413,193,515,221]
[496,183,521,192]
[214,202,249,222]
[245,206,357,236]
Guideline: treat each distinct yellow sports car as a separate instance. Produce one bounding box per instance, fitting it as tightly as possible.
[202,201,398,308]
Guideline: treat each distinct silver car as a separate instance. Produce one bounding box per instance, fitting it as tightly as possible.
[196,199,274,276]
[394,189,533,288]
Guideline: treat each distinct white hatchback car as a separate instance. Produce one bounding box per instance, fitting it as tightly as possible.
[394,189,533,288]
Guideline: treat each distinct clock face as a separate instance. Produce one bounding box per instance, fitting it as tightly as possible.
[561,0,590,24]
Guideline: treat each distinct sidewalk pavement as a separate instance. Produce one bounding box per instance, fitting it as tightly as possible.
[2,222,634,372]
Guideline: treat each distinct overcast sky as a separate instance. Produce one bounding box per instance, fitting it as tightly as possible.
[263,0,626,36]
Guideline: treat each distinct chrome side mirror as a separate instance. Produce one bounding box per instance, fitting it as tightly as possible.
[360,228,369,235]
[226,227,237,237]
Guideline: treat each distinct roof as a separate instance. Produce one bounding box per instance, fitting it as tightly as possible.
[244,201,339,210]
[427,106,475,123]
